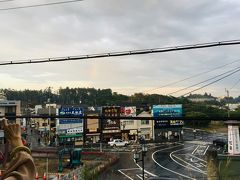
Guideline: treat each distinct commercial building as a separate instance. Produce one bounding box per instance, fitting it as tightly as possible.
[0,95,21,123]
[136,111,154,141]
[153,104,184,142]
[101,106,121,142]
[84,110,100,143]
[34,104,57,145]
[57,106,84,146]
[0,94,21,147]
[120,106,138,141]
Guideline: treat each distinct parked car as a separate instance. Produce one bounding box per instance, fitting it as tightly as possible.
[108,139,129,147]
[213,138,227,148]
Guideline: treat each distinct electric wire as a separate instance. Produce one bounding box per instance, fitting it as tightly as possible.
[144,59,240,94]
[1,39,240,66]
[230,77,240,90]
[167,66,240,96]
[179,68,240,97]
[0,0,15,2]
[0,0,83,11]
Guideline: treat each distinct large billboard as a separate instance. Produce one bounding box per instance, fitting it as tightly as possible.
[153,104,183,128]
[152,104,182,117]
[121,106,136,117]
[102,106,120,130]
[58,106,84,134]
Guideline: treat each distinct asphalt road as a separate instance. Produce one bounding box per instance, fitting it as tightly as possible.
[99,130,226,180]
[26,127,226,179]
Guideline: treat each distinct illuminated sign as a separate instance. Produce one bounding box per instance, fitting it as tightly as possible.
[59,107,83,116]
[152,104,182,117]
[102,106,120,130]
[153,104,183,128]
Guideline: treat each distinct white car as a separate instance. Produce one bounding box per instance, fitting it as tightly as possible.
[108,139,129,147]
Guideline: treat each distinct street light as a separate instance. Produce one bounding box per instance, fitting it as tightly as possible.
[133,144,148,180]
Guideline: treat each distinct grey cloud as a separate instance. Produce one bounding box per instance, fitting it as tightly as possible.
[0,0,240,96]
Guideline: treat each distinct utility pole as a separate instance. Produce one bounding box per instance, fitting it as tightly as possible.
[46,98,50,180]
[225,88,230,118]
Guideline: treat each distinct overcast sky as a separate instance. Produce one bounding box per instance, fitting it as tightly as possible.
[0,0,240,97]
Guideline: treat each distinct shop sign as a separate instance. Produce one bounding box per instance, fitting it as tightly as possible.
[59,107,83,117]
[67,128,83,134]
[170,120,184,126]
[152,104,182,117]
[121,106,136,117]
[59,119,83,124]
[102,129,121,133]
[153,104,183,129]
[228,125,240,154]
[102,106,120,130]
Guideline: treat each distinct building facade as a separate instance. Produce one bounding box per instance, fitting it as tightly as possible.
[101,106,121,142]
[84,112,100,143]
[57,106,84,146]
[153,104,184,142]
[120,106,138,141]
[136,111,154,141]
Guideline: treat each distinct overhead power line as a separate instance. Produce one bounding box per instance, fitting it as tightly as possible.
[144,58,240,94]
[179,68,240,97]
[167,66,240,96]
[0,0,83,11]
[1,39,240,66]
[230,78,240,90]
[0,0,15,2]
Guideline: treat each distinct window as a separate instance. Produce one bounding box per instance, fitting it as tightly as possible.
[141,120,149,125]
[125,120,134,125]
[5,106,16,113]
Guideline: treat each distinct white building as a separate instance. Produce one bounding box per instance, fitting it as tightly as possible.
[0,95,21,124]
[120,109,154,141]
[0,94,21,146]
[229,103,240,111]
[136,111,154,140]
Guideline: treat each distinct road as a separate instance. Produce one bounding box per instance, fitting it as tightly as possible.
[26,126,226,179]
[99,130,226,180]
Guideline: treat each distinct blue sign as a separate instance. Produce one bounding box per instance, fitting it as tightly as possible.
[59,107,83,117]
[59,119,83,124]
[152,104,182,117]
[153,104,183,128]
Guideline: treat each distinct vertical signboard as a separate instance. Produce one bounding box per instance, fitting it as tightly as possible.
[58,107,84,134]
[87,114,99,133]
[102,106,120,131]
[228,125,240,155]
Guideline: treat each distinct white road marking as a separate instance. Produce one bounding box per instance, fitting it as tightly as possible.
[170,145,207,174]
[192,145,199,154]
[152,145,197,180]
[119,168,141,171]
[199,162,207,167]
[203,145,209,155]
[189,154,206,163]
[118,169,134,180]
[171,154,207,174]
[135,163,157,177]
[136,174,143,180]
[192,145,209,156]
